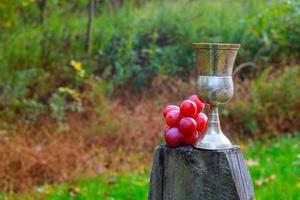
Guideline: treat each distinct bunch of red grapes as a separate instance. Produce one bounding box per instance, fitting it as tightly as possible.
[163,95,208,147]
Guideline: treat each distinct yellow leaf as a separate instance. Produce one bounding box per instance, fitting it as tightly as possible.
[71,60,82,72]
[58,87,81,102]
[239,143,247,151]
[138,165,145,175]
[255,174,276,187]
[246,159,259,167]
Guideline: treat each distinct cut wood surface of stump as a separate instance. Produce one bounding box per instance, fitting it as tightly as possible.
[148,145,254,200]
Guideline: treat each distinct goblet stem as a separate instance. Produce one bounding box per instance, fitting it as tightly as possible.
[194,104,232,149]
[207,105,222,135]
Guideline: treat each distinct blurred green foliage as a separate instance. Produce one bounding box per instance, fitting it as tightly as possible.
[1,0,300,125]
[228,66,300,135]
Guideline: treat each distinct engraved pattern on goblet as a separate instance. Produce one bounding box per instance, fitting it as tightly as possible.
[196,76,234,105]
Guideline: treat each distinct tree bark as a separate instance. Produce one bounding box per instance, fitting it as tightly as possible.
[86,0,95,54]
[149,145,254,200]
[37,0,47,24]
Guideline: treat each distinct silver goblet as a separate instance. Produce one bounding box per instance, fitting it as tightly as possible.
[193,43,240,150]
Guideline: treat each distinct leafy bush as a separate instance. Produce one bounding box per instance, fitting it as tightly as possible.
[228,66,300,136]
[95,0,300,88]
[49,87,83,120]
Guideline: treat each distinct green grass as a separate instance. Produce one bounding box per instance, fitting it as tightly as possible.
[246,134,300,200]
[44,174,149,200]
[5,174,149,200]
[4,134,300,200]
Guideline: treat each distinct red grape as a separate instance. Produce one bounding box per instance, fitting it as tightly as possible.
[165,110,181,127]
[188,95,205,113]
[180,100,197,117]
[179,117,197,136]
[198,112,208,121]
[163,105,180,118]
[196,113,208,133]
[183,131,199,145]
[164,127,184,147]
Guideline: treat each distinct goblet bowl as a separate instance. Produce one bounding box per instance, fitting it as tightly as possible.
[196,76,233,105]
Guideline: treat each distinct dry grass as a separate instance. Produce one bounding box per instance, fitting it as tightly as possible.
[0,76,192,193]
[0,97,163,192]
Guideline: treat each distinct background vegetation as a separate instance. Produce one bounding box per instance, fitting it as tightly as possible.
[0,0,300,199]
[4,134,300,200]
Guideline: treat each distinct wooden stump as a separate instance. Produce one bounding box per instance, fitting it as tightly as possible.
[148,145,254,200]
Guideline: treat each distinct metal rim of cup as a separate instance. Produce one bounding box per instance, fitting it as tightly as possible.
[193,43,240,50]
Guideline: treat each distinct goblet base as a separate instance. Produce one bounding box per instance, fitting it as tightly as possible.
[194,132,233,150]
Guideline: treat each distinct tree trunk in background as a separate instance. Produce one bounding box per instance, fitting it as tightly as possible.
[38,0,48,66]
[113,0,123,10]
[86,0,95,54]
[37,0,47,24]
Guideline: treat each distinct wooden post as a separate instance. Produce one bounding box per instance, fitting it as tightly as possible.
[148,145,254,200]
